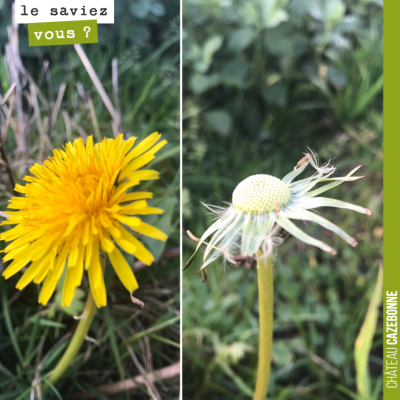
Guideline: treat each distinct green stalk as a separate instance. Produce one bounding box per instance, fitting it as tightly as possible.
[47,257,105,385]
[48,289,96,385]
[253,250,273,400]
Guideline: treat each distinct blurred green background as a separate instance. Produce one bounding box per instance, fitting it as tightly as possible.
[182,1,383,400]
[0,0,180,399]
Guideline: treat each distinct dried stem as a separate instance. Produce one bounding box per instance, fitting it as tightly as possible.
[74,44,116,123]
[112,58,123,136]
[74,362,180,399]
[0,86,17,193]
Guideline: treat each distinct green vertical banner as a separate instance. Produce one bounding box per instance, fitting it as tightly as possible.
[28,20,98,46]
[384,1,399,398]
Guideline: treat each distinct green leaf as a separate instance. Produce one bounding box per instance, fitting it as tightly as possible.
[130,0,151,19]
[43,378,63,400]
[238,3,259,26]
[352,74,383,119]
[1,286,24,366]
[204,110,232,137]
[103,307,125,382]
[327,66,348,88]
[149,145,180,166]
[263,82,287,107]
[327,345,345,366]
[27,317,66,329]
[201,35,223,72]
[260,0,289,28]
[272,340,293,367]
[189,74,220,94]
[309,0,346,23]
[324,0,345,22]
[41,341,69,371]
[220,58,249,87]
[151,2,166,17]
[228,28,255,51]
[218,362,254,397]
[354,265,383,400]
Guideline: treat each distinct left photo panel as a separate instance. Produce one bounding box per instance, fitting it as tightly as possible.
[0,1,180,399]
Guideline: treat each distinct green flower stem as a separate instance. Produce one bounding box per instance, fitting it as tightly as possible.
[253,250,273,400]
[47,257,105,385]
[48,289,96,385]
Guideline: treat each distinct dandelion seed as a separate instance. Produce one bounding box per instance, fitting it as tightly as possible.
[1,133,168,307]
[305,148,336,175]
[185,151,372,272]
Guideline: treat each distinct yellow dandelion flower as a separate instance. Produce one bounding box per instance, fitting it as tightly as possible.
[0,132,168,308]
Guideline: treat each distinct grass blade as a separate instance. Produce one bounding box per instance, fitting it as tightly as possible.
[1,288,24,365]
[354,264,383,400]
[103,307,125,382]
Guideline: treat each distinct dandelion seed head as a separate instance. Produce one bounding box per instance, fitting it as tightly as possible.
[232,174,291,213]
[186,150,372,275]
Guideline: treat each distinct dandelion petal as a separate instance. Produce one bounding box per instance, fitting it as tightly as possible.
[108,247,139,293]
[276,215,336,254]
[281,208,357,247]
[296,197,372,215]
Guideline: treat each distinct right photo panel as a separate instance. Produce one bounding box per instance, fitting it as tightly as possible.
[182,1,383,400]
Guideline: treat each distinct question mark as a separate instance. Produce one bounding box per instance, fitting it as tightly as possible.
[84,26,91,38]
